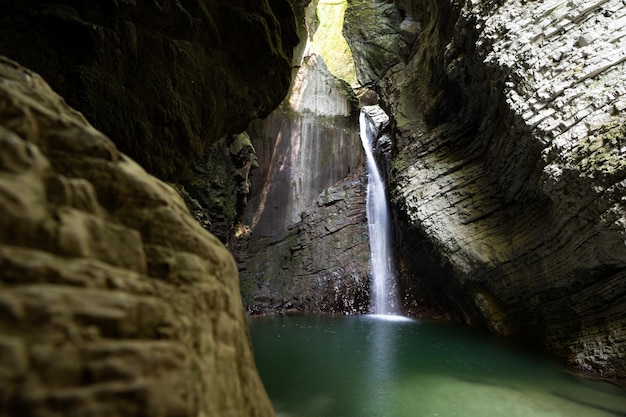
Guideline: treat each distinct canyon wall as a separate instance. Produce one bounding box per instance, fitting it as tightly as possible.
[345,0,626,377]
[234,48,371,314]
[232,0,371,313]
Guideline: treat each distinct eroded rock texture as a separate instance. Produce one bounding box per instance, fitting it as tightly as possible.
[235,171,370,314]
[0,57,273,417]
[179,132,258,243]
[233,44,369,314]
[345,0,626,377]
[0,0,298,181]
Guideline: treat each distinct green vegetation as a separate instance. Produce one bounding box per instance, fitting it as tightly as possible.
[311,0,358,86]
[575,120,626,180]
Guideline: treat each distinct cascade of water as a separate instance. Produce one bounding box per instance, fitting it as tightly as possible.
[359,108,396,315]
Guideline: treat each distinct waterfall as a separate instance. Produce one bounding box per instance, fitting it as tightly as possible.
[359,107,396,315]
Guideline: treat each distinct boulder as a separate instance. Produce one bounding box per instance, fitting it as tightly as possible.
[0,56,273,417]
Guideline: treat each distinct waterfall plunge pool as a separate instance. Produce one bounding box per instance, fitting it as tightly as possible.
[249,314,626,417]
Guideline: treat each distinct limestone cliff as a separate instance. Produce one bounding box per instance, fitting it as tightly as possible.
[345,0,626,377]
[233,34,369,313]
[0,57,273,417]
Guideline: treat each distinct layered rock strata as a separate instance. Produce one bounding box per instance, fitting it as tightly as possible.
[345,0,626,377]
[233,48,369,313]
[235,171,370,313]
[0,57,273,417]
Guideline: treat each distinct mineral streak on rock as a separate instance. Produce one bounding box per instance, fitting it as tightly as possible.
[345,0,626,377]
[232,8,369,313]
[234,171,371,314]
[0,57,274,417]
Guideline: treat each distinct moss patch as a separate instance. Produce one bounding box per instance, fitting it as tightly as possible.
[311,0,358,86]
[573,120,626,182]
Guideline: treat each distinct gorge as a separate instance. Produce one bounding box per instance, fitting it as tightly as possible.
[239,0,626,381]
[0,0,625,415]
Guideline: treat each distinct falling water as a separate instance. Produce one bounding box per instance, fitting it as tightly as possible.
[359,107,396,315]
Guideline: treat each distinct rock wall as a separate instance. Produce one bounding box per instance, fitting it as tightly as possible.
[0,57,273,417]
[248,54,360,234]
[343,0,407,85]
[0,0,301,251]
[233,37,370,313]
[235,171,370,314]
[345,0,626,377]
[178,132,258,243]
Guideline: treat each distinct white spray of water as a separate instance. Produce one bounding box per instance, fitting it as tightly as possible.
[359,109,396,315]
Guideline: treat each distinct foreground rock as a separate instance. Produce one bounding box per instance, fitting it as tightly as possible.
[0,57,273,416]
[345,0,626,377]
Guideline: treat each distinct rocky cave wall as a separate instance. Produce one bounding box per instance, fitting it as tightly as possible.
[344,0,626,377]
[0,0,298,181]
[0,0,300,241]
[234,54,370,314]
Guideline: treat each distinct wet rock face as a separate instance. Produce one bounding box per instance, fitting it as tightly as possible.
[235,171,371,314]
[343,0,413,85]
[233,48,369,314]
[0,0,298,181]
[247,54,360,235]
[345,0,626,377]
[0,57,273,417]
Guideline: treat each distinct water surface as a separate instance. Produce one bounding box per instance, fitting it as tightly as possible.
[249,314,626,417]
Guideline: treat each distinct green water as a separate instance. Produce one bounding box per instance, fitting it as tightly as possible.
[249,314,626,417]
